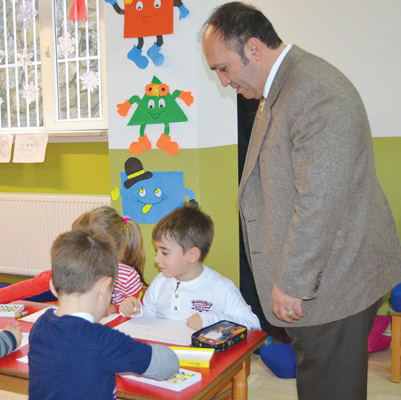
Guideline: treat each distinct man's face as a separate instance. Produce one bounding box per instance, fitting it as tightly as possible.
[202,27,262,99]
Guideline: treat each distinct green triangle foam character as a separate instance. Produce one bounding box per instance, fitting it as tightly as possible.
[116,76,194,156]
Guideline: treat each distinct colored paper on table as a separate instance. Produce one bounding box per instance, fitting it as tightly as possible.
[119,368,201,391]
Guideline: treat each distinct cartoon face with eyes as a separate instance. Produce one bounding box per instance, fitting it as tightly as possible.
[117,76,194,155]
[124,0,174,38]
[112,158,195,224]
[105,0,189,69]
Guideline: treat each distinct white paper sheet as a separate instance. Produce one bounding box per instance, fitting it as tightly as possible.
[0,134,13,162]
[13,133,48,163]
[114,317,195,346]
[99,313,119,325]
[21,307,118,326]
[16,355,28,364]
[16,332,29,350]
[19,306,57,323]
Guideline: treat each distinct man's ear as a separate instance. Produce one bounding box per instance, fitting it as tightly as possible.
[244,37,262,61]
[188,246,201,263]
[49,278,59,298]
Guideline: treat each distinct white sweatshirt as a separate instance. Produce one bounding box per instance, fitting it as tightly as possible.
[138,266,261,330]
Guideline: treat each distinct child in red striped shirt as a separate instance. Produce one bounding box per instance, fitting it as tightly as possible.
[0,206,146,315]
[73,206,147,315]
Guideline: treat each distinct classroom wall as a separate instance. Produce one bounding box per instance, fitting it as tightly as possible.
[0,142,110,194]
[0,138,400,284]
[1,0,400,286]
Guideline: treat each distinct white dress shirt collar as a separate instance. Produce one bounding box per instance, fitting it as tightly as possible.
[263,44,292,99]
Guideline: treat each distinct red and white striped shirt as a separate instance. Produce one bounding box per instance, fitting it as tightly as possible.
[111,263,143,306]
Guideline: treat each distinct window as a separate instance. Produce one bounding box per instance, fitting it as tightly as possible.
[0,0,107,135]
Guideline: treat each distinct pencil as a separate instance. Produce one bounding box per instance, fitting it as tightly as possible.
[16,310,29,319]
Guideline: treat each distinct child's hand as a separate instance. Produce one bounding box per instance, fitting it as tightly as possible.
[104,304,116,317]
[119,296,141,317]
[186,314,202,331]
[4,324,22,348]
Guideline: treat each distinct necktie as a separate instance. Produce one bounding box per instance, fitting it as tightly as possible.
[257,97,265,122]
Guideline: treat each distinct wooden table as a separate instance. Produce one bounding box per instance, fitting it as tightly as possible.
[0,301,266,399]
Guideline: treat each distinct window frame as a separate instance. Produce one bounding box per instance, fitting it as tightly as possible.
[0,0,108,138]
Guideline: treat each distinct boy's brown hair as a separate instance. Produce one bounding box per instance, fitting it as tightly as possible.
[152,202,214,262]
[51,228,118,295]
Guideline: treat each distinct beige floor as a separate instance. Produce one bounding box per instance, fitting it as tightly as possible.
[248,349,401,400]
[0,349,400,399]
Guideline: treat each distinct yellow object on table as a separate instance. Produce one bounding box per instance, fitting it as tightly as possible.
[168,346,215,368]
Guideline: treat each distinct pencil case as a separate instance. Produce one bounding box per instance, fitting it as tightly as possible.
[191,320,247,353]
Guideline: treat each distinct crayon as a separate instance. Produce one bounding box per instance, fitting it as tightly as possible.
[16,310,29,319]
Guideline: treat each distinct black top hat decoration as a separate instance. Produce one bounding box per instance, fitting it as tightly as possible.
[124,157,153,189]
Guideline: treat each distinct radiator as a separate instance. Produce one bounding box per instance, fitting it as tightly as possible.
[0,193,111,276]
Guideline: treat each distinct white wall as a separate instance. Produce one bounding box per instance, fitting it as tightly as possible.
[252,0,401,137]
[105,0,237,150]
[105,0,401,151]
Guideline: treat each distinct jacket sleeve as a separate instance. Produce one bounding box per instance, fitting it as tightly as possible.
[0,270,52,303]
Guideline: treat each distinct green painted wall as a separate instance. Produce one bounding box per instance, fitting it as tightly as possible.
[0,138,400,285]
[0,142,110,194]
[373,138,401,237]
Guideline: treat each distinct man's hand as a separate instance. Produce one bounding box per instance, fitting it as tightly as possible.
[271,284,303,323]
[186,313,202,330]
[119,296,141,317]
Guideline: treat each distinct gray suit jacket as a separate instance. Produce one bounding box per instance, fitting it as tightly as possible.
[238,45,401,327]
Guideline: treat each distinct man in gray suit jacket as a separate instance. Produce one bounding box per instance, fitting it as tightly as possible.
[202,2,401,399]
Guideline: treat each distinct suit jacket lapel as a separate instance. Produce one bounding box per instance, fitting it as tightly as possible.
[238,45,305,197]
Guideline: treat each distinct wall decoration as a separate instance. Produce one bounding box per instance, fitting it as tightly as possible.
[117,76,194,156]
[17,3,38,28]
[16,49,34,67]
[80,70,100,93]
[57,33,76,58]
[105,0,189,69]
[0,135,13,163]
[13,134,48,163]
[112,157,195,224]
[22,82,39,104]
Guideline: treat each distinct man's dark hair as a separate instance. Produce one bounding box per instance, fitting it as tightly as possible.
[202,2,282,64]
